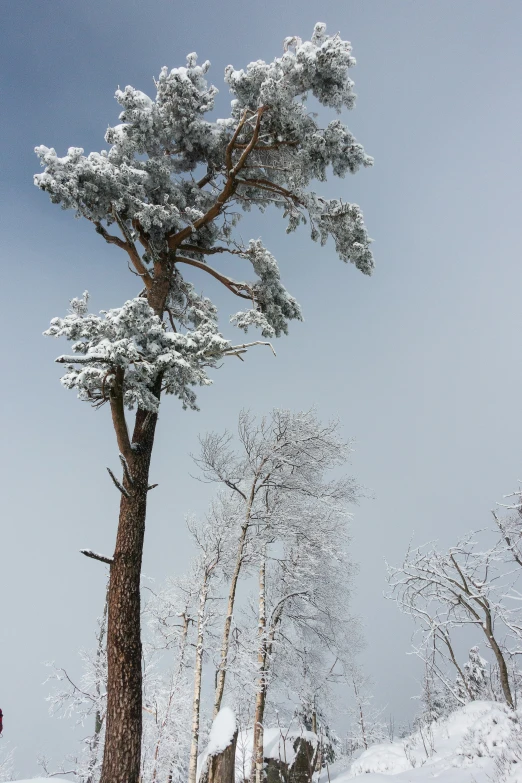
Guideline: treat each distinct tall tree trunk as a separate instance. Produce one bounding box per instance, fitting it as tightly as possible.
[100,405,159,783]
[188,579,210,783]
[483,608,514,708]
[213,520,249,717]
[312,710,322,774]
[351,677,367,751]
[99,271,169,783]
[251,552,267,783]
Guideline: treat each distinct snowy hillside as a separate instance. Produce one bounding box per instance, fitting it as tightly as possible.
[330,701,522,783]
[7,703,522,783]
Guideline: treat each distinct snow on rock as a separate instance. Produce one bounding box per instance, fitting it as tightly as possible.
[235,727,318,781]
[331,701,522,783]
[207,707,237,757]
[262,728,318,767]
[197,707,237,782]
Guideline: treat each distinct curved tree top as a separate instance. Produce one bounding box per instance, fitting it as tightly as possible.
[35,23,374,413]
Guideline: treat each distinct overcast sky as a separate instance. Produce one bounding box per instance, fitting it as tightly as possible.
[1,0,522,775]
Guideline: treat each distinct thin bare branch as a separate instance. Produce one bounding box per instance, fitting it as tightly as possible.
[174,256,252,300]
[119,453,135,487]
[107,467,130,498]
[225,341,277,358]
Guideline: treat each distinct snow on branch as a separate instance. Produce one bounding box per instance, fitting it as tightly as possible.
[81,549,114,565]
[36,22,375,413]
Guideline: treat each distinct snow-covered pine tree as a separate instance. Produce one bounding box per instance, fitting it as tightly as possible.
[463,646,489,701]
[35,25,374,783]
[420,662,454,724]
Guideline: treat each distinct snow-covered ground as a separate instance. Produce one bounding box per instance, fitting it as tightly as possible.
[330,701,522,783]
[8,702,522,783]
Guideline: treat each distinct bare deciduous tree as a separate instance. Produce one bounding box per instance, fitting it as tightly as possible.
[194,408,358,721]
[387,536,515,708]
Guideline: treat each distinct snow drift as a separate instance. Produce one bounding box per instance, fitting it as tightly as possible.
[333,701,522,783]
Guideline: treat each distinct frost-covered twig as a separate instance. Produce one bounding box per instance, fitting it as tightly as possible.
[225,340,276,359]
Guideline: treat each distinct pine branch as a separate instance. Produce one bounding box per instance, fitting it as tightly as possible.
[168,107,268,250]
[94,218,153,290]
[225,341,277,359]
[109,372,134,466]
[55,354,112,364]
[119,453,135,486]
[81,549,114,565]
[107,467,130,498]
[175,256,252,300]
[179,244,245,256]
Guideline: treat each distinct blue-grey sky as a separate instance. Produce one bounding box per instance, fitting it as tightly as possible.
[1,0,522,774]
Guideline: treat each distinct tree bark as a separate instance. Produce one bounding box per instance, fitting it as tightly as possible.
[483,608,514,708]
[99,405,159,783]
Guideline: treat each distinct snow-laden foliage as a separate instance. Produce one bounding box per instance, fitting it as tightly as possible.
[35,23,373,412]
[140,655,192,783]
[195,408,357,512]
[45,292,229,411]
[462,646,490,702]
[41,600,108,782]
[34,24,372,260]
[230,240,302,338]
[344,667,388,755]
[0,744,15,783]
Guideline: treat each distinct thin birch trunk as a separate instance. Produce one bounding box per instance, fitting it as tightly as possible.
[152,612,190,783]
[351,678,367,751]
[213,475,261,717]
[86,588,109,783]
[188,579,210,783]
[251,551,267,783]
[213,520,249,717]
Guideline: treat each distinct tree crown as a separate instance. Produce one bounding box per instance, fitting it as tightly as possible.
[36,23,374,412]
